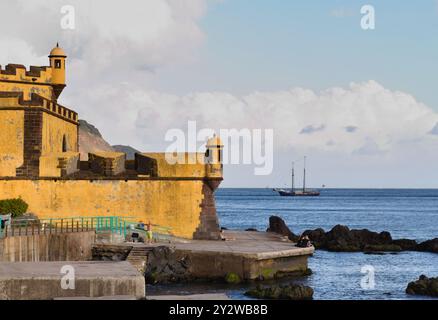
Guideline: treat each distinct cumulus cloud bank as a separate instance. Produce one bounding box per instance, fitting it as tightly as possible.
[0,0,206,82]
[1,1,438,187]
[80,81,438,158]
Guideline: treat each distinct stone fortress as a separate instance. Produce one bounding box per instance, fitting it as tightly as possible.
[0,45,223,240]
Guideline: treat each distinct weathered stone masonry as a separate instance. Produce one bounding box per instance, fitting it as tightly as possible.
[16,110,43,177]
[0,45,224,240]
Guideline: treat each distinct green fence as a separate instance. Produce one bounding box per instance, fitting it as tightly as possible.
[0,216,173,242]
[124,221,173,243]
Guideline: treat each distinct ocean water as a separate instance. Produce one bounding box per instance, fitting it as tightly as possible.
[216,188,438,300]
[148,189,438,300]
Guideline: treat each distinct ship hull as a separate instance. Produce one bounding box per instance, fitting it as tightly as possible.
[277,190,320,197]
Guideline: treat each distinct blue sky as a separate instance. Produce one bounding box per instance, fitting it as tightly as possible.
[189,0,438,109]
[2,0,438,187]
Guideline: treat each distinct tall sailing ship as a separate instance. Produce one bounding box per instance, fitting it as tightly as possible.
[274,157,320,197]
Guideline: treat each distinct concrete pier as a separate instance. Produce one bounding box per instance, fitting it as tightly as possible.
[95,231,314,281]
[0,261,145,300]
[164,231,314,280]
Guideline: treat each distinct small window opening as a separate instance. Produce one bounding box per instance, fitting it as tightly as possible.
[62,135,68,152]
[55,59,62,69]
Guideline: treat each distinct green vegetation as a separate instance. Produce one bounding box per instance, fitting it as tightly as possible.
[225,272,241,284]
[0,198,29,218]
[260,268,276,280]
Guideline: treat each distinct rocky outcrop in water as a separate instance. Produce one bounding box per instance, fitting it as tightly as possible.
[144,246,192,284]
[392,239,418,251]
[406,275,438,297]
[416,239,438,254]
[246,284,313,300]
[303,226,438,253]
[268,216,438,253]
[303,225,397,252]
[266,216,299,242]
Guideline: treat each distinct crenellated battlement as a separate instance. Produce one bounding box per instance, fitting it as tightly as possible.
[0,44,67,101]
[0,64,51,80]
[0,92,78,123]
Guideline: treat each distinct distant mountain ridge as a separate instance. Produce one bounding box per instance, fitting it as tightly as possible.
[78,120,139,160]
[112,145,141,160]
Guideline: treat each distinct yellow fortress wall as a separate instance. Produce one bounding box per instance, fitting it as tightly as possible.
[0,179,211,239]
[0,110,24,176]
[0,45,223,240]
[42,112,78,154]
[0,64,54,101]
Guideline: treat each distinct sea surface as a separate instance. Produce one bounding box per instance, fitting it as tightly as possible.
[149,188,438,300]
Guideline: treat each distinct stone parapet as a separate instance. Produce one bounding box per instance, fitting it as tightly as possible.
[89,152,126,176]
[39,152,79,177]
[0,92,78,124]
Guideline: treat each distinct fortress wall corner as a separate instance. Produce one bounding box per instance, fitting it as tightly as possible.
[42,112,78,155]
[0,178,221,240]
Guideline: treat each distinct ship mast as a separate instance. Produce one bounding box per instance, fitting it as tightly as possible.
[303,156,306,192]
[291,162,295,192]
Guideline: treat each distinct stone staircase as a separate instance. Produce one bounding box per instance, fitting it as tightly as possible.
[127,246,152,273]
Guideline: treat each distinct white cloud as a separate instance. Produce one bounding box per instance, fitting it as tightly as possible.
[70,81,438,160]
[0,0,206,80]
[4,2,435,158]
[72,80,438,188]
[2,2,438,187]
[0,0,208,149]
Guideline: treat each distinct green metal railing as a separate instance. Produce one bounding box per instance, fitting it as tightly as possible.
[0,216,173,242]
[0,216,132,238]
[124,221,173,243]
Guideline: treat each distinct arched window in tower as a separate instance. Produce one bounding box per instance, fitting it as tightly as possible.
[55,59,62,69]
[62,135,68,152]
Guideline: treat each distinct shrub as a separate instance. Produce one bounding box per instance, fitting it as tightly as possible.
[0,198,29,218]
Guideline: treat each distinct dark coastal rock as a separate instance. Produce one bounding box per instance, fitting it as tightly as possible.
[303,225,394,252]
[392,239,418,251]
[144,246,192,284]
[363,244,402,254]
[266,216,299,242]
[406,275,438,297]
[268,217,437,254]
[416,238,438,253]
[246,284,313,300]
[245,228,258,232]
[302,228,326,244]
[92,244,132,261]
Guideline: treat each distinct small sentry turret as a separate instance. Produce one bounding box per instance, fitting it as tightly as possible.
[49,43,67,100]
[205,134,224,178]
[206,134,223,164]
